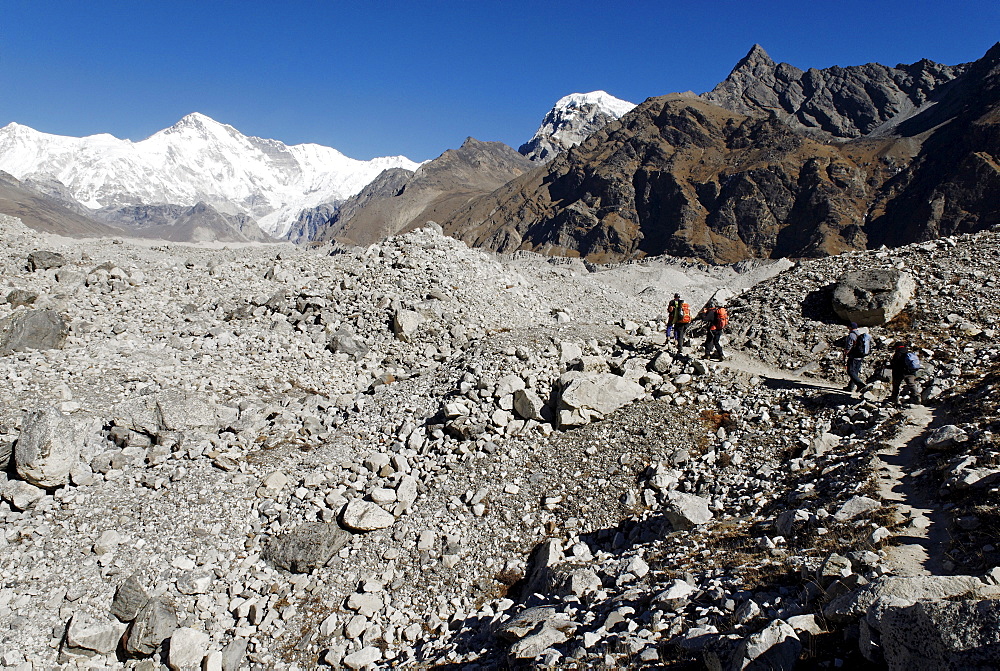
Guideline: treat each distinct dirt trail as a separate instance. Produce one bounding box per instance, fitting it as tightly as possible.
[712,349,948,577]
[874,405,950,576]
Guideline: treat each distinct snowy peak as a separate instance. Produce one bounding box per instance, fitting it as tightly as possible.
[519,90,636,162]
[0,114,421,237]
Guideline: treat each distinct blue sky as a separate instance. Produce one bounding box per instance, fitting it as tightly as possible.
[2,1,998,161]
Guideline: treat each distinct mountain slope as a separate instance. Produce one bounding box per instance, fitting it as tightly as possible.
[316,138,534,246]
[519,91,636,162]
[0,171,124,237]
[0,114,421,237]
[441,43,1000,264]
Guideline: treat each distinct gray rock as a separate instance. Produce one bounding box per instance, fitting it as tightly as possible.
[263,522,352,572]
[832,270,915,326]
[27,250,66,271]
[833,495,881,522]
[924,425,969,451]
[14,406,81,487]
[0,308,68,355]
[167,627,210,671]
[2,479,45,510]
[513,388,545,421]
[555,371,644,427]
[730,619,801,671]
[824,575,982,623]
[124,598,178,656]
[340,499,395,531]
[880,599,1000,670]
[509,625,571,659]
[112,574,150,622]
[327,329,369,359]
[392,309,425,342]
[493,606,575,642]
[65,614,127,653]
[662,491,714,530]
[5,289,37,307]
[220,637,248,671]
[343,646,382,669]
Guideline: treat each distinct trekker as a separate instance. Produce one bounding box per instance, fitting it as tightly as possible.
[666,293,692,352]
[699,301,727,360]
[889,343,923,406]
[843,322,872,393]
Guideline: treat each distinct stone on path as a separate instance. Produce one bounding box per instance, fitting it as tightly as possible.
[65,614,127,653]
[27,250,66,271]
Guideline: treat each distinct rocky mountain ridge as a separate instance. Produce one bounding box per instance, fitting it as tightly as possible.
[1,212,999,668]
[441,42,1000,264]
[701,44,968,139]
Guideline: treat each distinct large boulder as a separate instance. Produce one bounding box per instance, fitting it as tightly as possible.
[27,250,66,271]
[110,391,234,437]
[262,522,352,572]
[879,598,1000,670]
[832,270,915,326]
[0,309,68,355]
[555,372,644,427]
[662,491,714,530]
[14,406,82,487]
[123,598,177,656]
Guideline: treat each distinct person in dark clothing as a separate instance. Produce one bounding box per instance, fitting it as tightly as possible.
[889,343,923,405]
[666,293,690,352]
[700,301,726,360]
[843,322,868,393]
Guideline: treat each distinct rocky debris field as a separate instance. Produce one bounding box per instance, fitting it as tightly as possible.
[1,211,999,670]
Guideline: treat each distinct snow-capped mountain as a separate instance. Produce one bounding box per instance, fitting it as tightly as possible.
[518,91,636,162]
[0,113,421,237]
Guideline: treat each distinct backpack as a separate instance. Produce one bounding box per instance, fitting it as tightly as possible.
[679,303,691,324]
[903,352,921,373]
[713,307,729,330]
[855,332,872,357]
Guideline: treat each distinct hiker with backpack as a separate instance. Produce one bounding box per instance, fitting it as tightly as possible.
[666,293,692,352]
[889,342,923,406]
[843,322,872,393]
[699,300,728,360]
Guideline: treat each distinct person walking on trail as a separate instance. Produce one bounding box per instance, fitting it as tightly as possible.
[666,293,692,352]
[843,322,872,393]
[889,342,923,406]
[699,301,727,360]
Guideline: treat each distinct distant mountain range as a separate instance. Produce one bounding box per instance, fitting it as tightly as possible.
[3,44,997,262]
[0,113,420,239]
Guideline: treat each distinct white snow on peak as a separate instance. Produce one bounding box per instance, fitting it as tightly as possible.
[521,90,637,162]
[552,91,637,119]
[0,114,422,237]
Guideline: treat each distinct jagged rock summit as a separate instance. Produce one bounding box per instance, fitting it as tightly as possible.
[519,90,637,162]
[702,44,968,138]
